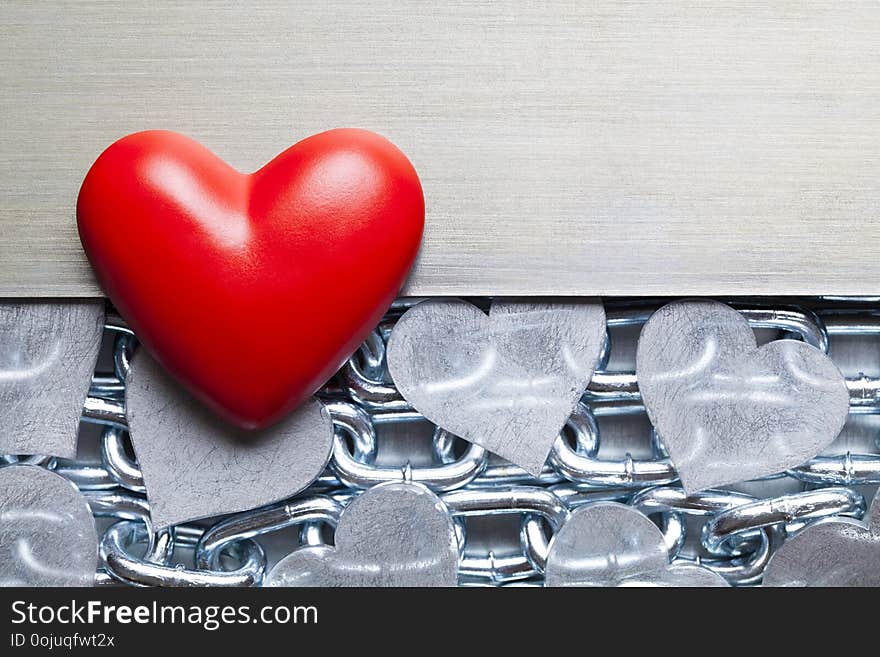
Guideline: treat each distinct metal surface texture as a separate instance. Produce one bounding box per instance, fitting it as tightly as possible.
[3,297,880,586]
[636,300,850,493]
[125,350,335,530]
[4,2,880,298]
[762,491,880,587]
[0,302,103,458]
[0,465,98,586]
[387,299,606,475]
[265,482,460,587]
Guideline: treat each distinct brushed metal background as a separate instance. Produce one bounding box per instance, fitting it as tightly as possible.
[2,1,880,297]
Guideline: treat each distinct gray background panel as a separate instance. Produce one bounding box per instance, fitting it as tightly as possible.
[2,1,879,297]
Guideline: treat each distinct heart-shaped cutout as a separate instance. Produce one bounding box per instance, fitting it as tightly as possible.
[544,502,727,587]
[0,465,98,586]
[265,481,459,587]
[0,302,103,458]
[78,129,424,429]
[126,350,334,530]
[763,491,880,586]
[387,299,606,475]
[636,299,849,493]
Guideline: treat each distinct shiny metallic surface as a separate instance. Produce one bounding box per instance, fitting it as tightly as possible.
[734,306,829,354]
[52,461,117,491]
[0,465,98,586]
[468,400,680,489]
[0,302,103,457]
[544,502,727,587]
[85,489,152,524]
[845,375,880,414]
[629,486,778,586]
[102,521,264,587]
[339,355,411,413]
[442,486,570,577]
[329,402,488,491]
[762,492,880,587]
[6,295,880,587]
[332,431,487,492]
[703,488,865,554]
[125,350,334,529]
[387,299,606,475]
[458,550,537,585]
[196,496,342,570]
[787,453,880,486]
[636,299,850,493]
[550,436,677,489]
[265,482,459,587]
[100,427,145,492]
[323,401,377,464]
[81,394,126,427]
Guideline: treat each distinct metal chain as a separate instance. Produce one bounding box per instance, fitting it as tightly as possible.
[6,297,880,586]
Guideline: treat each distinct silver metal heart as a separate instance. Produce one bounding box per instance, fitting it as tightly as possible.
[544,502,727,587]
[265,481,459,587]
[762,491,880,587]
[0,302,104,458]
[126,350,334,530]
[636,299,849,493]
[387,299,606,475]
[0,465,98,586]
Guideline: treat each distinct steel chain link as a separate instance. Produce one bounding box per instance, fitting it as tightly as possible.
[5,298,880,586]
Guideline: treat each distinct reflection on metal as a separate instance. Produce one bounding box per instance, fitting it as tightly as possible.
[763,491,880,587]
[6,296,880,587]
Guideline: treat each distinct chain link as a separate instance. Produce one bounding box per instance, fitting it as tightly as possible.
[5,297,880,586]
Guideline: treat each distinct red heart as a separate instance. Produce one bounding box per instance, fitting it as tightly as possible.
[77,129,424,429]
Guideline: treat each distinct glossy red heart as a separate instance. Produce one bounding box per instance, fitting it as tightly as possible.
[78,129,424,429]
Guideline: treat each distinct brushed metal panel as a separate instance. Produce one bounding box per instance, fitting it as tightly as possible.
[2,1,879,297]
